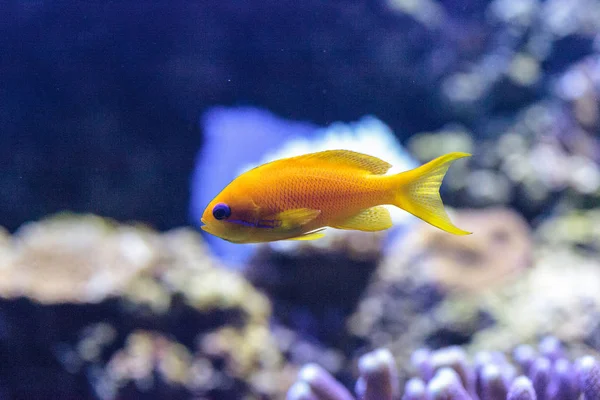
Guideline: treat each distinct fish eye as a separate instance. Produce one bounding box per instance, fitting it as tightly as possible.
[212,203,231,220]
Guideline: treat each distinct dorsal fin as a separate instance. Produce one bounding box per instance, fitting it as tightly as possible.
[287,150,392,175]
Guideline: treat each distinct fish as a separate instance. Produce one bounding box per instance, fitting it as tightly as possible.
[200,149,471,243]
[190,107,419,265]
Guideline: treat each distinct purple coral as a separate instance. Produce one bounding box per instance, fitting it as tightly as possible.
[286,337,600,400]
[506,376,536,400]
[480,364,509,400]
[355,349,400,400]
[577,356,600,399]
[530,357,551,400]
[402,378,426,400]
[513,345,536,376]
[287,363,354,400]
[427,368,472,400]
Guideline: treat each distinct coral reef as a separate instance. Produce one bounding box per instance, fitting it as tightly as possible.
[464,244,600,353]
[536,209,600,254]
[342,201,600,382]
[345,208,531,358]
[0,206,598,399]
[245,229,386,347]
[286,338,600,400]
[384,208,532,293]
[0,214,287,399]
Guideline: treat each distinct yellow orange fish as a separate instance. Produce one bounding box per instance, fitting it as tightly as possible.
[201,150,471,243]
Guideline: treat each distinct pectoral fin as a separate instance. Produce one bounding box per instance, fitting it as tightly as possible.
[272,208,321,230]
[332,206,392,231]
[287,228,326,241]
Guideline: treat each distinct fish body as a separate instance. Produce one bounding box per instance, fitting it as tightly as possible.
[201,150,471,243]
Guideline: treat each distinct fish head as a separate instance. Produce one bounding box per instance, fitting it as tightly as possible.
[200,185,261,244]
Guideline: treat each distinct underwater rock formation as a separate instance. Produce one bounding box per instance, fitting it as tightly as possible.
[391,208,532,293]
[245,229,386,348]
[286,337,600,400]
[0,214,288,399]
[463,238,600,353]
[345,208,531,357]
[343,201,600,378]
[0,210,598,399]
[536,209,600,255]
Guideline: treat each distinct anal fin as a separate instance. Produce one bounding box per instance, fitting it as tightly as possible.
[332,206,392,232]
[287,228,326,241]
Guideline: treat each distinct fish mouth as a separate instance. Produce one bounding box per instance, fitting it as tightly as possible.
[200,218,216,234]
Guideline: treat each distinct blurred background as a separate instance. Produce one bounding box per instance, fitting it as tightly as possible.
[1,1,599,399]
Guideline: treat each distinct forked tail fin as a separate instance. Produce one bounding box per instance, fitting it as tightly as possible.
[393,152,472,235]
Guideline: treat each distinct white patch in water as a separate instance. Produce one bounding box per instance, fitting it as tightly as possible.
[238,116,415,176]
